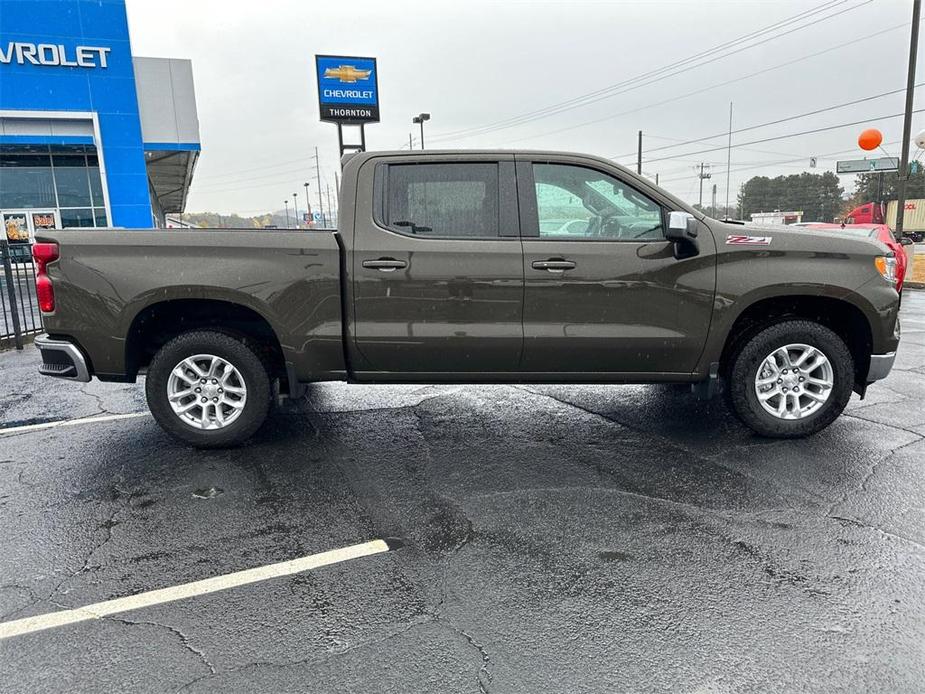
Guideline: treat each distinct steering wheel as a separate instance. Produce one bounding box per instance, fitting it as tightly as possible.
[599,212,626,239]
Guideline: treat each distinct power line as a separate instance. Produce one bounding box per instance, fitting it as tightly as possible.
[194,155,314,182]
[429,0,870,143]
[194,163,321,190]
[612,84,922,161]
[429,0,847,141]
[658,142,900,204]
[641,110,925,165]
[505,17,918,147]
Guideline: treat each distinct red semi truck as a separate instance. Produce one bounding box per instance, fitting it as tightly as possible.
[844,200,925,242]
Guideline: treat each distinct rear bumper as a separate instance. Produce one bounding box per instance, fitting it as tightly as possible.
[866,352,896,383]
[34,334,91,382]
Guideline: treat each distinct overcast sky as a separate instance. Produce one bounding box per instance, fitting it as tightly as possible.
[125,0,921,216]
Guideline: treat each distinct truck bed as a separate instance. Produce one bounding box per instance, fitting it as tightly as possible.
[35,228,347,382]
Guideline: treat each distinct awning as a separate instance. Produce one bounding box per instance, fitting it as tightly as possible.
[145,143,199,214]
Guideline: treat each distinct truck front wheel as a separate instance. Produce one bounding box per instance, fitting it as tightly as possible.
[726,320,854,438]
[145,331,272,448]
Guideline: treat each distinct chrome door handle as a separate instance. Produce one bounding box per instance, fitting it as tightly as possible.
[362,258,407,272]
[531,259,576,272]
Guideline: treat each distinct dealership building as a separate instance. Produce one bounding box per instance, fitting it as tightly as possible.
[0,0,200,240]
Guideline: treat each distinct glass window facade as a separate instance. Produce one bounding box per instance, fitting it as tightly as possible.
[0,145,108,228]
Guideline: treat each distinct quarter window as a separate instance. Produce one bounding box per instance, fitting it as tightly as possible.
[533,163,664,241]
[383,163,499,238]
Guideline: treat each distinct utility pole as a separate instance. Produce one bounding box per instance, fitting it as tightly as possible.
[696,163,712,208]
[292,193,299,228]
[283,200,290,229]
[303,182,313,225]
[314,146,326,227]
[409,132,413,150]
[326,184,334,227]
[655,173,659,186]
[895,0,921,241]
[712,183,717,217]
[637,130,643,175]
[725,102,733,213]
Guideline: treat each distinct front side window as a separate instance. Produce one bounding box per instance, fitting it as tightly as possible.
[383,163,499,238]
[533,163,664,241]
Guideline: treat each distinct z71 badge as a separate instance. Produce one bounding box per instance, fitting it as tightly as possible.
[726,234,772,246]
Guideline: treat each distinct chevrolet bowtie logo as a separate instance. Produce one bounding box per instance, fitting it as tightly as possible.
[323,65,372,83]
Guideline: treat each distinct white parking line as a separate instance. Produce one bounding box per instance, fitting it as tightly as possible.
[0,412,149,436]
[0,539,390,640]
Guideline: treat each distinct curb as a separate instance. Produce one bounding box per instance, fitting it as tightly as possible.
[0,332,38,352]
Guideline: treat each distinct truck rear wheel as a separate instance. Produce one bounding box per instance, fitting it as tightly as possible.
[726,320,854,438]
[145,331,272,448]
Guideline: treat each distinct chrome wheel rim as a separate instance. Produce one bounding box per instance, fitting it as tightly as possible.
[754,343,834,420]
[167,354,247,430]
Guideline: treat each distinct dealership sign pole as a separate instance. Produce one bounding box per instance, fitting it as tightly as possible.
[315,55,379,159]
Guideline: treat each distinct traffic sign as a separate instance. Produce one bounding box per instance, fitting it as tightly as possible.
[836,157,900,174]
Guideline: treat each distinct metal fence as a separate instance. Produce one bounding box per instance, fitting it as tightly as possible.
[0,239,43,349]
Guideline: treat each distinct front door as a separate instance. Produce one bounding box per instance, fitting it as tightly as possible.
[516,158,716,375]
[351,156,524,375]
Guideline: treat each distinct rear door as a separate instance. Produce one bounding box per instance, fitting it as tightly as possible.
[516,156,716,375]
[351,155,524,375]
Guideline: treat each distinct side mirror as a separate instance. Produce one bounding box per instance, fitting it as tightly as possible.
[665,211,698,241]
[900,236,914,246]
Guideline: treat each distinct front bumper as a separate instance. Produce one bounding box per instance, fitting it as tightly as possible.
[34,334,91,382]
[866,352,896,383]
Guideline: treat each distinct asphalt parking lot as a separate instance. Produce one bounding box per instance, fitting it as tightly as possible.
[1,292,924,693]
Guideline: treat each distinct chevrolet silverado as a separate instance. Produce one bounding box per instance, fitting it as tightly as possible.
[31,150,901,447]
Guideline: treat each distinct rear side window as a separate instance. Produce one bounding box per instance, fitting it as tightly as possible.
[380,163,499,238]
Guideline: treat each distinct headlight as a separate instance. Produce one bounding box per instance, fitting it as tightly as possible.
[874,255,898,284]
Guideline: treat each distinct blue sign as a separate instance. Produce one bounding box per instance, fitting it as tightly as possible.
[315,55,379,123]
[312,211,323,222]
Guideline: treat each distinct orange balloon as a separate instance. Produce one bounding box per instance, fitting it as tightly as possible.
[858,128,883,151]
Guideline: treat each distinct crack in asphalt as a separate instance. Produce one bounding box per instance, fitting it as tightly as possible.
[172,615,435,693]
[842,411,925,438]
[77,385,112,417]
[513,386,800,512]
[825,436,924,520]
[404,406,492,693]
[106,615,217,677]
[828,514,925,552]
[434,615,493,694]
[45,479,138,603]
[519,385,925,552]
[0,583,42,621]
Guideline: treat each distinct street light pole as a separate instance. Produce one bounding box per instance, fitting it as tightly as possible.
[315,146,325,227]
[283,200,290,229]
[412,113,431,149]
[895,0,921,241]
[303,182,312,225]
[292,193,299,228]
[637,130,642,175]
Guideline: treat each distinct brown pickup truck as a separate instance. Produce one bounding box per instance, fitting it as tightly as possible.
[32,150,901,447]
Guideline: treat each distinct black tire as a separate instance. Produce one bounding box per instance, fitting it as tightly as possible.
[145,331,272,448]
[726,320,854,438]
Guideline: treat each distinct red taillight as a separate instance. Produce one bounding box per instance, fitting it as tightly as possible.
[31,242,59,313]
